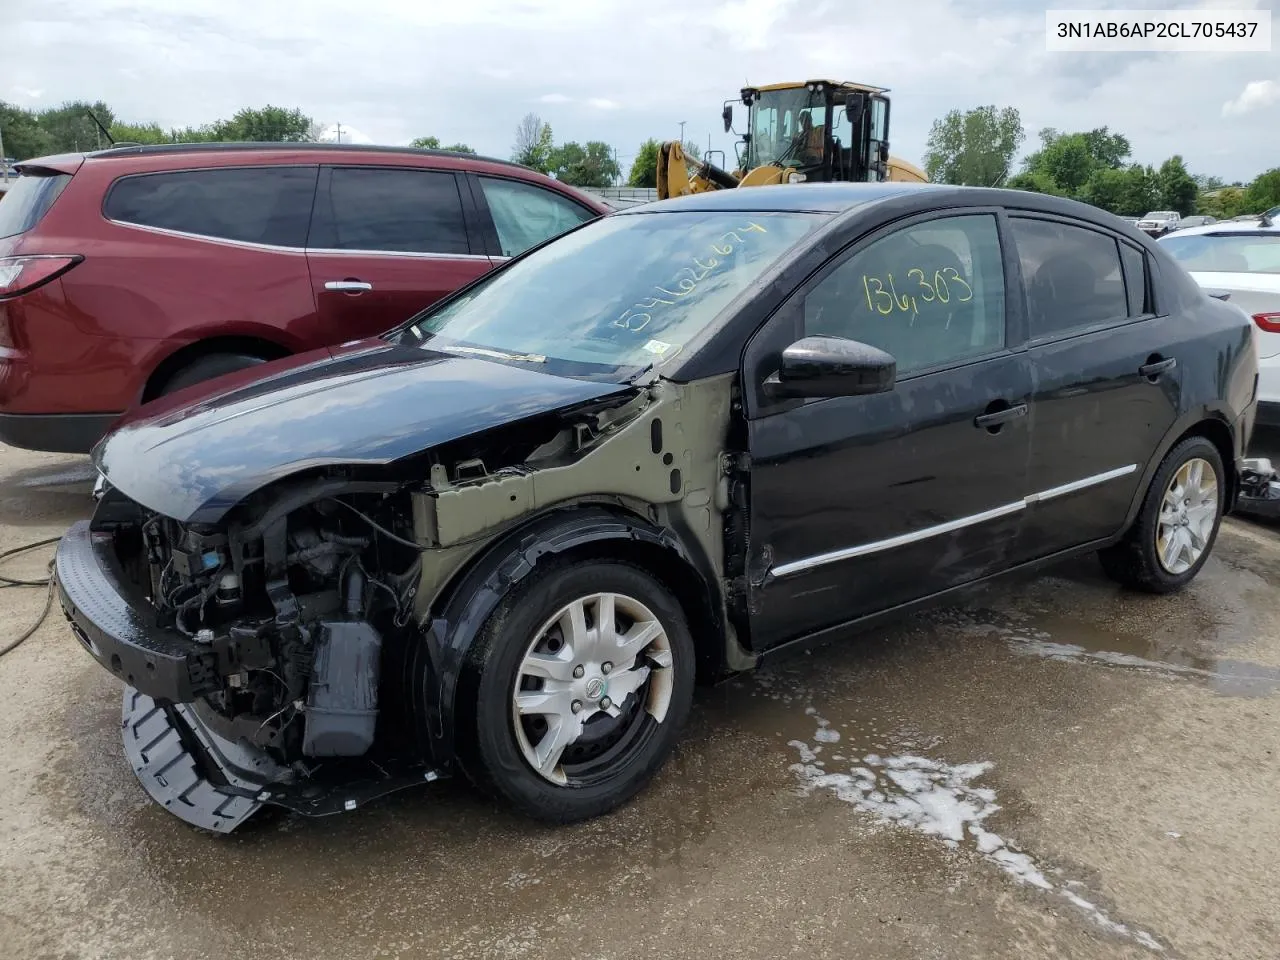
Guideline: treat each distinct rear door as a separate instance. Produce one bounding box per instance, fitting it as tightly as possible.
[305,165,492,342]
[1008,215,1180,560]
[466,173,601,260]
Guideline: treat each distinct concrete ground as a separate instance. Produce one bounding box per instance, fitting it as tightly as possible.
[1,437,1278,960]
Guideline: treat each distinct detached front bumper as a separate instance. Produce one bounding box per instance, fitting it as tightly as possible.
[54,520,215,702]
[1238,458,1280,519]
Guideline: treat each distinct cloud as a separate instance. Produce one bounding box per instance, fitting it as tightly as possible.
[1223,79,1280,117]
[4,0,1278,182]
[9,86,44,99]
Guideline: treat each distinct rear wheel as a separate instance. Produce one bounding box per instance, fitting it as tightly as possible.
[460,560,695,823]
[1099,436,1224,593]
[158,352,269,397]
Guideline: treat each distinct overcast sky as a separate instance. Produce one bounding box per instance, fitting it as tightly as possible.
[7,0,1278,182]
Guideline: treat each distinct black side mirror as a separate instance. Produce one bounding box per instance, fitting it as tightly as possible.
[845,92,865,125]
[722,104,734,133]
[763,336,896,399]
[879,141,890,162]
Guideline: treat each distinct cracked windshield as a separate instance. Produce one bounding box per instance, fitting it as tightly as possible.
[407,210,823,375]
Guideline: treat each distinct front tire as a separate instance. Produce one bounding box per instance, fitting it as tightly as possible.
[1099,436,1224,593]
[158,352,269,396]
[459,559,695,823]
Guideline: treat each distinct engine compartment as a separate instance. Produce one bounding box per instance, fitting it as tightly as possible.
[99,478,423,769]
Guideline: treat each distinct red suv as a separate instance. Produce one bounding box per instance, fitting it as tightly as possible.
[0,143,610,453]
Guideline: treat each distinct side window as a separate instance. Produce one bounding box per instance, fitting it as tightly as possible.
[104,166,317,247]
[315,168,469,254]
[477,177,596,257]
[1010,218,1129,340]
[1119,242,1148,316]
[802,213,1005,376]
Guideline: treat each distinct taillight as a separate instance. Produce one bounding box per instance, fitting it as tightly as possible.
[0,255,83,299]
[1253,312,1280,334]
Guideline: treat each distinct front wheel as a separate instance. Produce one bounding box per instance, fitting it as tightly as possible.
[1099,436,1225,593]
[459,560,695,823]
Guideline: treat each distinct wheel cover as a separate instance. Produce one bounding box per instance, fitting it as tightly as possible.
[1155,457,1219,575]
[511,592,674,785]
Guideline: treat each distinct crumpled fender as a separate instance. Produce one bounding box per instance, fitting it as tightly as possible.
[407,504,713,769]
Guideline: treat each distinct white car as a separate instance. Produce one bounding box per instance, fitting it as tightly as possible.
[1160,215,1280,426]
[1138,210,1181,237]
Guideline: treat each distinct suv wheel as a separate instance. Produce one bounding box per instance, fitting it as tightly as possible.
[459,560,695,823]
[1099,436,1224,593]
[159,352,269,396]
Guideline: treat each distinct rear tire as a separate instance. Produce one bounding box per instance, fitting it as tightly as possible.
[158,352,269,396]
[458,559,695,823]
[1098,436,1224,593]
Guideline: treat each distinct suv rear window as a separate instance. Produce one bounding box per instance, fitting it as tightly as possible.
[0,171,72,239]
[104,166,318,247]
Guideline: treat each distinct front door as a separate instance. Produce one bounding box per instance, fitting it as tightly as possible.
[742,211,1033,651]
[1005,216,1181,559]
[305,165,494,343]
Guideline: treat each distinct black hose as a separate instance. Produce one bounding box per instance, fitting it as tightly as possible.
[0,535,61,659]
[324,498,426,552]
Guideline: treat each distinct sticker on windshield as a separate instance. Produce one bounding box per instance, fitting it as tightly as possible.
[643,338,674,356]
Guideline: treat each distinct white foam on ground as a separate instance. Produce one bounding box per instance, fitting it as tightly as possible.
[788,714,1163,952]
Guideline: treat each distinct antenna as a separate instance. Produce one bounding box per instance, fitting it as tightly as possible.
[86,108,115,147]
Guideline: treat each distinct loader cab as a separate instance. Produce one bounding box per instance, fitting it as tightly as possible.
[732,81,890,183]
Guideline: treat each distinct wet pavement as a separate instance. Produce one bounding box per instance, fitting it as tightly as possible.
[2,441,1278,960]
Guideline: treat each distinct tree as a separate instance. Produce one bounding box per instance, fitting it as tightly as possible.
[443,143,476,154]
[1004,171,1065,196]
[1157,156,1197,215]
[36,100,115,152]
[210,106,313,142]
[1244,168,1280,213]
[922,105,1024,187]
[1198,186,1248,220]
[1027,131,1096,196]
[511,113,554,173]
[550,140,620,187]
[1078,164,1158,215]
[411,136,441,148]
[1194,173,1226,192]
[1082,127,1131,169]
[628,138,660,188]
[109,122,174,146]
[0,101,55,159]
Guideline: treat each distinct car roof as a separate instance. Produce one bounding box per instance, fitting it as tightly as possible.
[1161,219,1280,239]
[77,140,528,170]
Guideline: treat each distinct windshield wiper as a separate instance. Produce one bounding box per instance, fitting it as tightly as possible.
[445,345,547,363]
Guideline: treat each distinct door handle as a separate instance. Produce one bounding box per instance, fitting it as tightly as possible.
[974,402,1028,429]
[325,280,373,293]
[1139,357,1176,379]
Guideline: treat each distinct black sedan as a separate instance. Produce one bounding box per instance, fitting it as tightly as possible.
[55,183,1258,833]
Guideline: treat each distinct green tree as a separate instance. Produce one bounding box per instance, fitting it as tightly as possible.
[0,102,55,159]
[110,122,174,145]
[1081,127,1131,169]
[550,140,620,187]
[923,105,1024,186]
[1004,170,1065,196]
[1194,173,1226,192]
[443,143,475,154]
[1198,186,1248,220]
[1157,156,1197,215]
[1029,131,1096,196]
[210,105,314,142]
[36,100,115,152]
[1079,164,1158,215]
[1244,168,1280,212]
[511,113,554,173]
[411,136,441,149]
[628,138,660,187]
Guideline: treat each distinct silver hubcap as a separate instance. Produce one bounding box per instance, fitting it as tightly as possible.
[512,592,674,785]
[1155,457,1219,575]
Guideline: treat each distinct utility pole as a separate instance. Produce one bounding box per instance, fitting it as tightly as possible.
[678,120,686,146]
[0,124,8,184]
[335,122,343,144]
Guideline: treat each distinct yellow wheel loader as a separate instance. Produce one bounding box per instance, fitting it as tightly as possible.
[656,80,927,200]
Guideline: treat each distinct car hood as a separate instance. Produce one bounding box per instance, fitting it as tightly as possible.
[94,339,631,523]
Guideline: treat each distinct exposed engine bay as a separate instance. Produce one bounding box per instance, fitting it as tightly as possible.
[100,481,424,767]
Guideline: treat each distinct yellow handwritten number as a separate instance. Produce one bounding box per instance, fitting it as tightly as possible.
[862,276,895,315]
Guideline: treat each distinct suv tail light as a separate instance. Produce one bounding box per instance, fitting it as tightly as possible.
[1253,313,1280,334]
[0,255,83,299]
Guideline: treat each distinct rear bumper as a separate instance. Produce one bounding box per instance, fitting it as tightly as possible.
[0,412,119,453]
[54,519,212,702]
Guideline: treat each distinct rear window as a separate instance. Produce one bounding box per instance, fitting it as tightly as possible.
[1159,232,1280,274]
[104,166,319,247]
[0,172,72,239]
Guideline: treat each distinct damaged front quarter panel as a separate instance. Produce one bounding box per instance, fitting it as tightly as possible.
[409,371,757,687]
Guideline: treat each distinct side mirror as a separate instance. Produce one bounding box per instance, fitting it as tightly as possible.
[845,92,865,125]
[879,141,890,162]
[722,104,734,133]
[763,336,896,399]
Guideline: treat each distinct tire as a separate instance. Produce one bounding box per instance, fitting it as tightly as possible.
[458,559,696,823]
[158,352,269,396]
[1098,436,1225,593]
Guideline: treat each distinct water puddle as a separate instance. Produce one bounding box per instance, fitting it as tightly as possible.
[785,706,1165,953]
[938,606,1280,698]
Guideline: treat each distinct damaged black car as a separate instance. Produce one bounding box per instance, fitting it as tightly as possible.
[55,183,1260,833]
